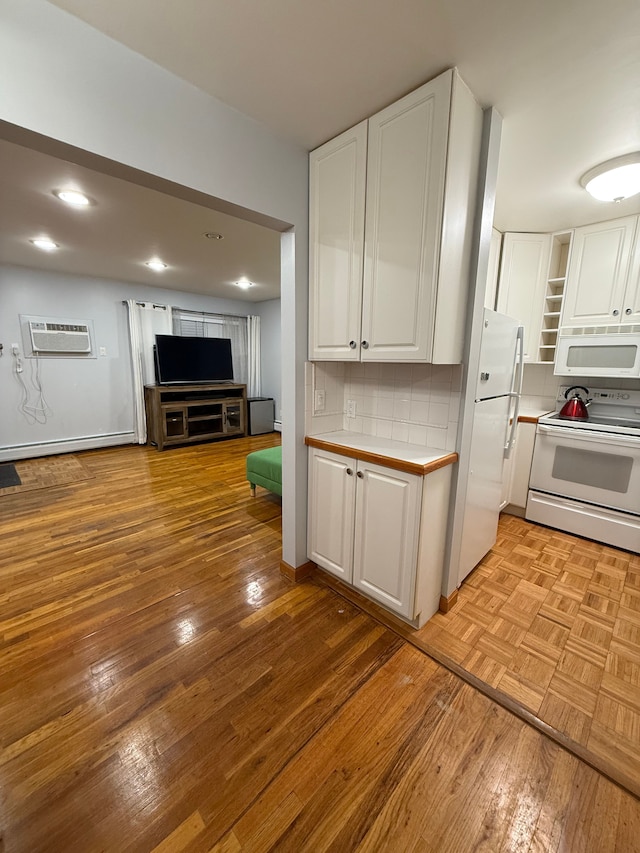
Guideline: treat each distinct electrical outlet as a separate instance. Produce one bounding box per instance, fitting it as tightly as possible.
[314,389,325,412]
[346,399,356,418]
[99,346,107,357]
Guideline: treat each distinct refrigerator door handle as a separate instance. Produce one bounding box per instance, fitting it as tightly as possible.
[504,326,524,457]
[512,325,525,397]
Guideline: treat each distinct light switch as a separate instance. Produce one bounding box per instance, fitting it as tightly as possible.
[314,389,326,412]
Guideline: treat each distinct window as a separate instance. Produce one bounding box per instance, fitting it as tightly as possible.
[172,309,248,385]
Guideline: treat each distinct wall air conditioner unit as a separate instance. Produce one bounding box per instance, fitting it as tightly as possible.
[29,321,92,353]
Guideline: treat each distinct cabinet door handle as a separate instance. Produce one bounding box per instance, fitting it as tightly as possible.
[361,340,369,349]
[356,471,364,479]
[613,309,620,316]
[625,307,633,315]
[346,468,353,476]
[349,340,357,349]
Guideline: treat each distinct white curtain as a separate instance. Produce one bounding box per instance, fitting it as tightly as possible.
[247,315,261,397]
[126,300,172,443]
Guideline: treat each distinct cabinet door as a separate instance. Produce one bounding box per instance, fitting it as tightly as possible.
[361,72,451,361]
[496,233,552,362]
[502,420,536,511]
[624,227,640,323]
[561,216,637,328]
[308,449,356,581]
[163,407,188,440]
[309,122,367,360]
[509,421,536,509]
[352,461,422,619]
[223,402,244,435]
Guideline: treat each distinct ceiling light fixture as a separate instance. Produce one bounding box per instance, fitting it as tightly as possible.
[145,259,168,271]
[30,237,59,251]
[54,189,92,207]
[580,153,640,202]
[203,231,224,240]
[235,278,253,289]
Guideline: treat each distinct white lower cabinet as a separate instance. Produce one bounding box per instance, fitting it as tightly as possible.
[308,446,451,625]
[352,461,422,618]
[501,420,537,513]
[307,449,356,582]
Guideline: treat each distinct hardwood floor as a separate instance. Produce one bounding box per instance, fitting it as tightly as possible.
[416,514,640,797]
[0,437,638,852]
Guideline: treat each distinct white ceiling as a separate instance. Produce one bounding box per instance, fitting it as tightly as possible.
[47,0,640,233]
[4,0,640,298]
[0,138,282,301]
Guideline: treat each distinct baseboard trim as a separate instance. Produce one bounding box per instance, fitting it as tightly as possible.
[280,560,315,582]
[0,432,136,463]
[439,589,459,613]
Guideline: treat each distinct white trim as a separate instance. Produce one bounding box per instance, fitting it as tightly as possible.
[0,432,135,462]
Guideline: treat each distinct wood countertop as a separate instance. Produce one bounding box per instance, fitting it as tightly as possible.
[305,431,458,476]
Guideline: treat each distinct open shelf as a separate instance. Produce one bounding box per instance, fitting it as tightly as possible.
[537,231,572,363]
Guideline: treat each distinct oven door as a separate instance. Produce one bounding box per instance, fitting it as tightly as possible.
[529,424,640,514]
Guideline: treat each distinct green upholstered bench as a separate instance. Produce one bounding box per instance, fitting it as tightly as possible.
[246,445,282,497]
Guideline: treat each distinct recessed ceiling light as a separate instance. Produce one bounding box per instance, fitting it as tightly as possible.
[54,189,92,207]
[30,238,59,251]
[203,231,224,240]
[580,153,640,202]
[235,279,253,289]
[145,259,168,272]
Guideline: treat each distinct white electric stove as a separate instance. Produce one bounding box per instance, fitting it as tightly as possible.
[526,386,640,552]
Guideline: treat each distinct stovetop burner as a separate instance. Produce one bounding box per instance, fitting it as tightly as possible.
[538,386,640,438]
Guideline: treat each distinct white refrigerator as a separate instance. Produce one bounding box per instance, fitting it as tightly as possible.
[457,309,524,585]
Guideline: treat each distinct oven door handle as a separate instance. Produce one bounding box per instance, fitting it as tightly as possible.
[537,423,640,449]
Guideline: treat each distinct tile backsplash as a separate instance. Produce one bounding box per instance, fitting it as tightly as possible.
[307,362,462,451]
[520,363,640,411]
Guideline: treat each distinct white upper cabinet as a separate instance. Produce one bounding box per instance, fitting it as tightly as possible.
[360,76,449,361]
[309,69,482,363]
[497,233,552,362]
[625,223,640,321]
[561,215,639,328]
[308,122,367,360]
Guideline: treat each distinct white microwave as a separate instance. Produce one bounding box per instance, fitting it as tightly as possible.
[555,331,640,378]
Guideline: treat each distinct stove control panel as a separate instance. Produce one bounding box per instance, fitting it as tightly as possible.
[556,386,640,407]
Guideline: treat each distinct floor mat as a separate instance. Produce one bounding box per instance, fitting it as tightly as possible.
[0,463,21,488]
[0,455,94,496]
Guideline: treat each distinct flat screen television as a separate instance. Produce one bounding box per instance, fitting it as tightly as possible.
[154,334,234,384]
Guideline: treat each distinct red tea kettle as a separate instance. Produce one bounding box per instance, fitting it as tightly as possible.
[559,385,592,421]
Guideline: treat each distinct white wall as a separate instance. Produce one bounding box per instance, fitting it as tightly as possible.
[0,263,261,455]
[255,299,281,419]
[0,0,309,566]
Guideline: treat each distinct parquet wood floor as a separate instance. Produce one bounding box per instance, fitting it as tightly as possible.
[0,439,638,851]
[418,513,640,796]
[0,454,93,496]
